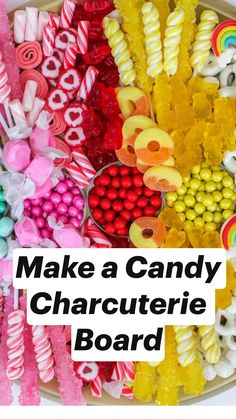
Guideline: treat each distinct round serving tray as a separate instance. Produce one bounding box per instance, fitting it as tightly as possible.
[10,0,236,405]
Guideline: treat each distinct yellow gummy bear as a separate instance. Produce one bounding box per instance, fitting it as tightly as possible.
[215,261,236,310]
[192,92,212,120]
[158,207,184,231]
[181,358,206,395]
[156,326,181,405]
[133,362,157,402]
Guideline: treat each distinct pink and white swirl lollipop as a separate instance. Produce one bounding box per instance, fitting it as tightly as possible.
[32,325,55,383]
[6,309,25,380]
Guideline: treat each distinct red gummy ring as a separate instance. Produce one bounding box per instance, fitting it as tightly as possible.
[54,138,72,168]
[20,69,49,99]
[49,111,67,136]
[15,41,43,69]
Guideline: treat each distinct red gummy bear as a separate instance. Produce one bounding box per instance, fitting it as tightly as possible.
[84,0,112,12]
[75,55,88,77]
[103,116,123,151]
[84,45,111,65]
[82,109,103,138]
[86,82,105,110]
[101,86,120,117]
[89,20,103,40]
[71,4,91,27]
[97,362,116,382]
[98,60,119,86]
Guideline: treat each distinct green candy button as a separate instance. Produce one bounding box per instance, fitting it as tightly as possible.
[0,217,14,238]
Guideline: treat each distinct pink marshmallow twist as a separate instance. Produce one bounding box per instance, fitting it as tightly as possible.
[72,148,96,180]
[60,0,76,29]
[65,161,90,189]
[64,43,79,69]
[43,25,56,57]
[0,58,11,104]
[32,325,55,383]
[77,66,99,100]
[91,375,103,397]
[82,218,112,248]
[14,10,27,44]
[49,13,60,30]
[77,21,90,54]
[6,309,25,380]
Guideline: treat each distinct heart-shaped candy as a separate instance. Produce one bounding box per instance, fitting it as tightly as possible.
[42,56,62,80]
[65,127,85,147]
[59,69,82,92]
[64,104,84,127]
[47,88,69,111]
[75,362,99,382]
[55,29,77,51]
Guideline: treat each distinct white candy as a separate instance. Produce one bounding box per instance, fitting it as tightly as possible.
[219,86,236,97]
[214,359,234,378]
[223,150,236,175]
[225,350,236,368]
[203,76,219,87]
[219,63,236,88]
[223,335,236,351]
[203,363,217,381]
[200,52,222,76]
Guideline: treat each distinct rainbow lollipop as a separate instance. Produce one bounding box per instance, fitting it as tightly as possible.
[212,20,236,57]
[220,214,236,250]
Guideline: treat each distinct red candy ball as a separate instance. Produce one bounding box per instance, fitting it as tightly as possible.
[104,209,116,222]
[119,166,131,176]
[111,177,121,189]
[104,223,115,235]
[121,176,132,189]
[137,196,148,208]
[124,200,135,210]
[108,165,119,177]
[94,185,106,197]
[119,188,126,199]
[99,174,111,186]
[92,208,103,220]
[88,195,100,208]
[126,190,138,202]
[114,216,126,230]
[133,174,144,187]
[100,198,111,210]
[106,188,118,200]
[143,187,154,197]
[112,200,124,212]
[144,205,156,216]
[121,209,131,221]
[132,208,143,219]
[150,195,162,208]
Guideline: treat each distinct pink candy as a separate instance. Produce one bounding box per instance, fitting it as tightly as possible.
[32,325,55,383]
[24,155,54,186]
[6,310,25,381]
[2,139,31,172]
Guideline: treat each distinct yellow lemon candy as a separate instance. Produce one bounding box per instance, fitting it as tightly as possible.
[207,202,217,212]
[183,175,190,185]
[194,217,205,229]
[194,203,205,215]
[222,176,234,189]
[205,222,217,231]
[200,168,211,181]
[216,182,223,191]
[189,178,201,190]
[192,165,201,175]
[166,191,178,202]
[187,188,196,196]
[213,212,222,223]
[184,195,195,207]
[186,209,196,221]
[178,213,186,222]
[174,200,185,213]
[184,220,193,230]
[177,185,187,196]
[203,211,213,223]
[222,209,234,220]
[196,192,205,202]
[210,165,221,171]
[212,191,222,202]
[205,181,216,193]
[202,194,214,207]
[220,199,232,210]
[211,171,223,183]
[222,188,234,199]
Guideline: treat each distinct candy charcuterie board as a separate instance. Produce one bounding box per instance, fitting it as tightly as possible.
[0,0,235,406]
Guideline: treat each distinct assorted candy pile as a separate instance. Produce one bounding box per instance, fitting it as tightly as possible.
[0,0,235,407]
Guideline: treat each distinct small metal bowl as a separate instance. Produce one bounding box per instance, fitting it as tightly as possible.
[87,162,165,238]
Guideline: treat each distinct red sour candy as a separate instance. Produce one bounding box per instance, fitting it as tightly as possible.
[71,5,90,29]
[89,20,103,40]
[41,56,62,79]
[86,82,105,111]
[84,0,112,12]
[59,69,82,92]
[65,127,85,147]
[47,88,69,111]
[84,45,111,65]
[82,109,103,138]
[103,116,123,151]
[55,29,77,51]
[101,87,120,117]
[98,61,119,86]
[64,103,84,127]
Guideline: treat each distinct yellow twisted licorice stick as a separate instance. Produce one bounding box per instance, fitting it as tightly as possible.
[198,325,221,364]
[141,2,163,77]
[190,10,219,74]
[163,7,185,76]
[174,325,197,366]
[102,17,136,86]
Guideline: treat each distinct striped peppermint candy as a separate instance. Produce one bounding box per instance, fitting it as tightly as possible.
[111,362,125,381]
[77,21,89,54]
[43,25,56,57]
[77,66,99,100]
[64,43,79,69]
[0,61,8,89]
[83,218,112,248]
[60,0,76,29]
[91,375,102,397]
[6,309,25,380]
[72,148,96,180]
[32,325,55,383]
[49,13,60,29]
[65,161,90,189]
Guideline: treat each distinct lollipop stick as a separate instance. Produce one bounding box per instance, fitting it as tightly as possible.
[14,288,19,310]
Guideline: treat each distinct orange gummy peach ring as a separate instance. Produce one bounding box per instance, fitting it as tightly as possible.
[134,128,174,166]
[144,166,182,192]
[129,217,166,248]
[116,87,149,119]
[115,142,137,167]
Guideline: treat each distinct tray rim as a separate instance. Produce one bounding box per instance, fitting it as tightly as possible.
[9,0,236,406]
